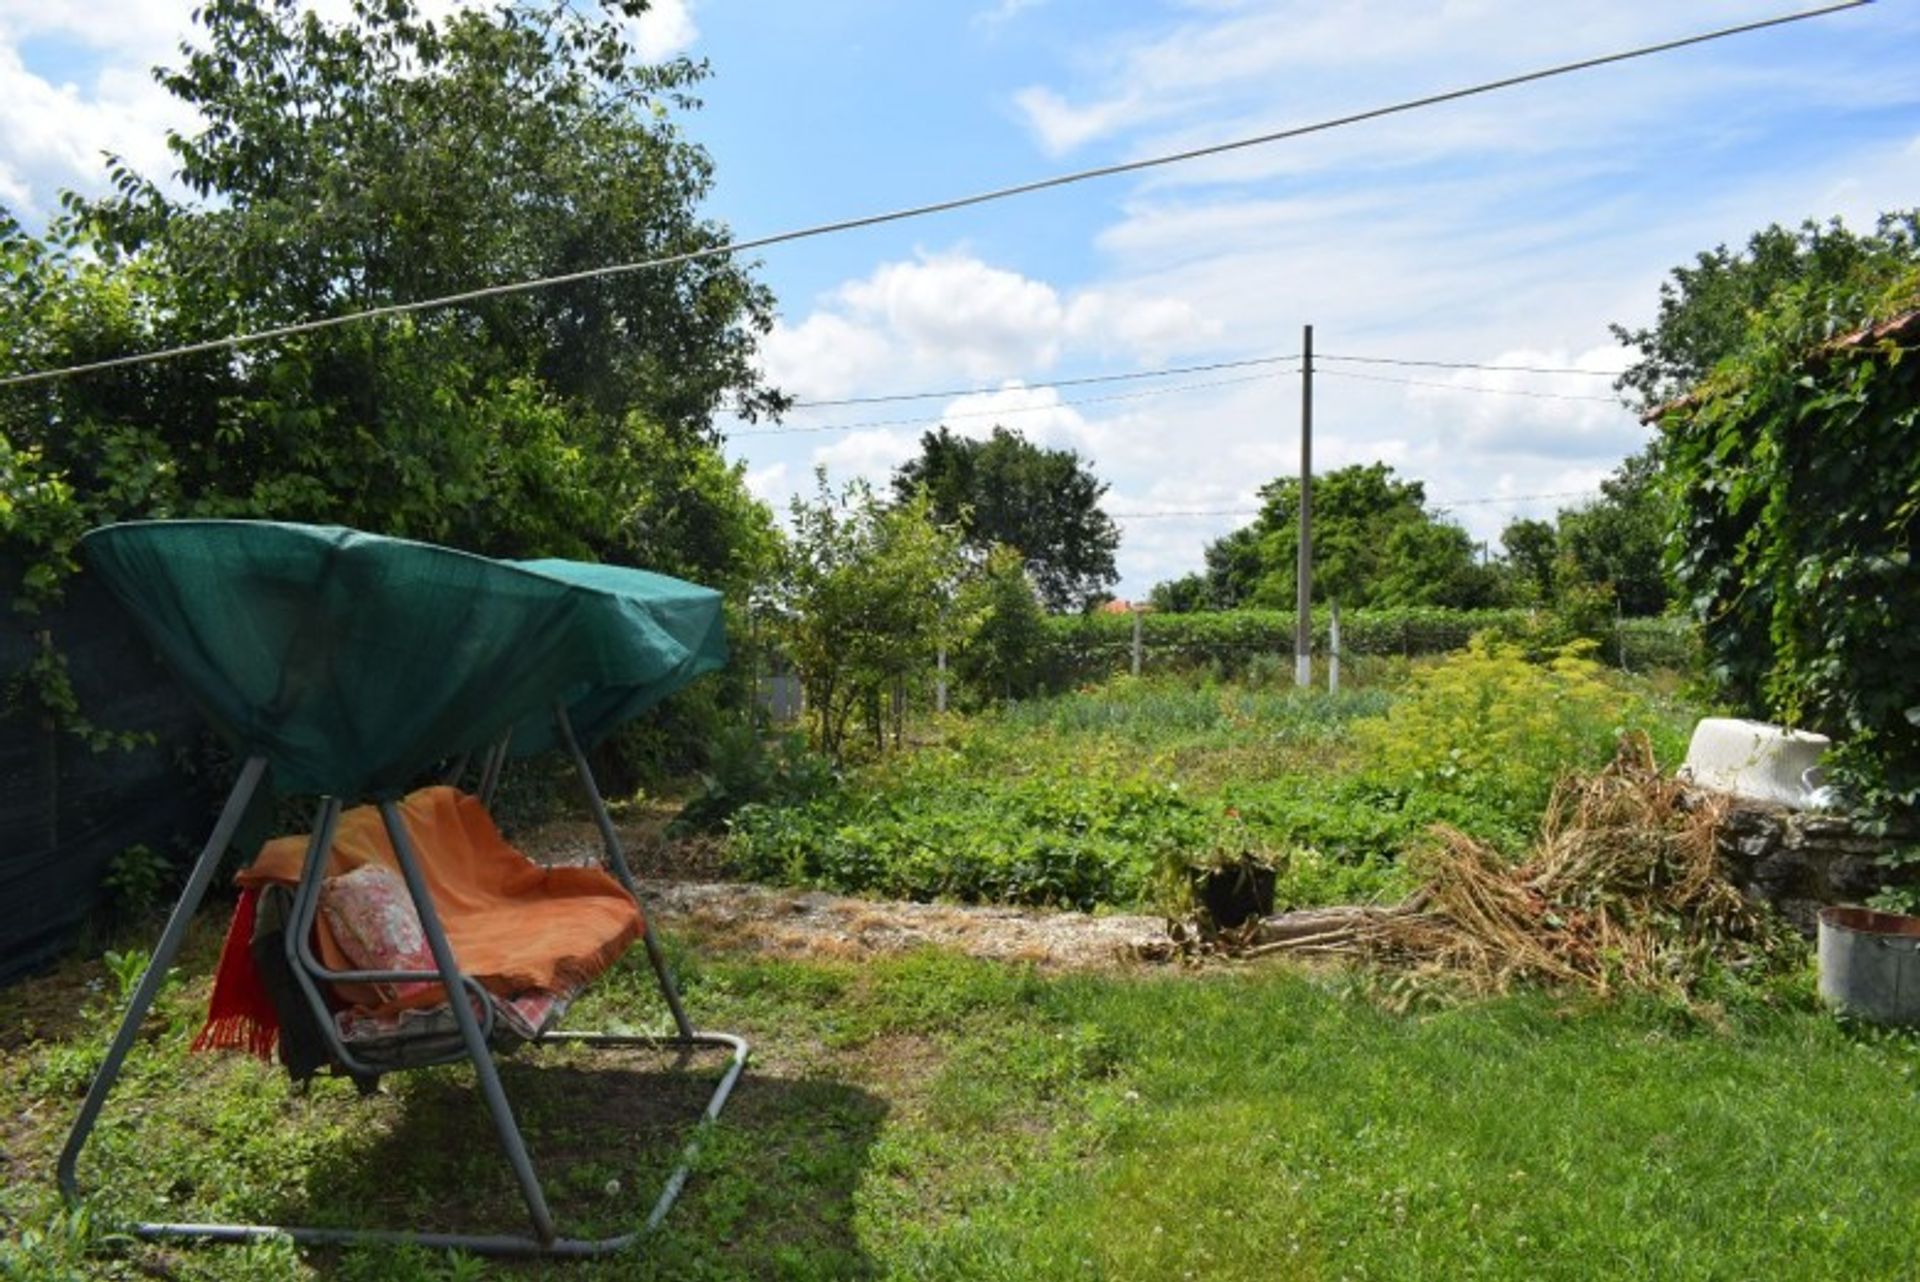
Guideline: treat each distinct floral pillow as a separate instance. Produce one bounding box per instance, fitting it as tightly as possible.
[317,864,438,1003]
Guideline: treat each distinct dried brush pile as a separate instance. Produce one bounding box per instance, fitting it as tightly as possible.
[1176,734,1806,1003]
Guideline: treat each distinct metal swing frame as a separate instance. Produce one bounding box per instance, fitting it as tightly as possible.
[58,702,749,1259]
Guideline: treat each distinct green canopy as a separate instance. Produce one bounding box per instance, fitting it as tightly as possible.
[81,521,728,797]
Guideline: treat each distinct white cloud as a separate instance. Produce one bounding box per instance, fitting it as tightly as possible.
[838,251,1070,376]
[1012,85,1156,156]
[811,428,921,487]
[743,461,789,506]
[0,33,196,216]
[1007,1,1910,160]
[627,0,698,62]
[758,249,1219,403]
[759,312,893,402]
[0,1,195,56]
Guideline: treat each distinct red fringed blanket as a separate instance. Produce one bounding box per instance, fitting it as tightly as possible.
[193,887,280,1060]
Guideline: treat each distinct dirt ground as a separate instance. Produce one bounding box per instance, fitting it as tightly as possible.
[519,818,1169,971]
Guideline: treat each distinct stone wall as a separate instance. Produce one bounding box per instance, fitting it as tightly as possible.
[1712,796,1919,934]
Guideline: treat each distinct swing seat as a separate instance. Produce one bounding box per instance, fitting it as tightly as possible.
[59,519,750,1258]
[205,785,644,1078]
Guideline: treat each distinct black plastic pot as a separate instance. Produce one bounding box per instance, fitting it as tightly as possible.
[1195,861,1276,929]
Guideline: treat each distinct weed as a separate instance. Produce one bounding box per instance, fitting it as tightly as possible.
[101,845,171,922]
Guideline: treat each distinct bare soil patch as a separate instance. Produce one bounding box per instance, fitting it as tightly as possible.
[519,818,1167,971]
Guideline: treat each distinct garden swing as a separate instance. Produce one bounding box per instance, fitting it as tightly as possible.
[58,519,749,1258]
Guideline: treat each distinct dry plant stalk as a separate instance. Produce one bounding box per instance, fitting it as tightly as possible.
[1195,734,1803,1003]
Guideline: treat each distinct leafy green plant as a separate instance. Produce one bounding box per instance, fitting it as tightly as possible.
[100,948,152,1005]
[0,1205,126,1282]
[101,845,170,921]
[951,544,1049,705]
[673,724,838,834]
[1349,637,1689,852]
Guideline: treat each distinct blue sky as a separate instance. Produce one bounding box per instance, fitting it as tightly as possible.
[3,1,1918,596]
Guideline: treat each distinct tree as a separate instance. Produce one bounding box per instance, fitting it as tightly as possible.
[1147,572,1211,614]
[1610,211,1920,411]
[1191,463,1498,611]
[892,426,1119,612]
[1,0,780,598]
[1200,525,1264,610]
[1499,518,1558,606]
[1556,446,1670,617]
[1495,446,1672,618]
[952,545,1048,704]
[0,0,783,770]
[775,474,964,760]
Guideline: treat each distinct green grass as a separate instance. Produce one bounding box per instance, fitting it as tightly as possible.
[3,926,1916,1280]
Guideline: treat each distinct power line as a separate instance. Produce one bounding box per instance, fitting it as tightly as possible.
[1433,489,1599,507]
[776,353,1300,410]
[766,343,1619,415]
[1320,353,1626,377]
[0,0,1866,391]
[739,360,1623,439]
[1108,509,1264,520]
[1108,489,1597,519]
[729,370,1286,436]
[1318,368,1624,403]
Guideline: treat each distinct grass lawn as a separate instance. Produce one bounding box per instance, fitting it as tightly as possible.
[4,918,1917,1281]
[4,659,1895,1279]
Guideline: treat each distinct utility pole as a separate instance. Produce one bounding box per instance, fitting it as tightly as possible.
[1295,323,1314,687]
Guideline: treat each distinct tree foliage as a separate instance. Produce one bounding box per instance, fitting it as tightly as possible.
[1169,463,1501,612]
[1499,518,1557,606]
[1611,211,1920,411]
[0,0,780,741]
[1496,445,1672,619]
[774,474,964,760]
[892,425,1119,612]
[952,544,1048,705]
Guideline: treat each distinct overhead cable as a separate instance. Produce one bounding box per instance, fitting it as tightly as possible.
[735,361,1622,439]
[1108,489,1597,519]
[1320,353,1627,377]
[1317,369,1624,403]
[0,0,1868,391]
[729,370,1286,436]
[776,352,1300,410]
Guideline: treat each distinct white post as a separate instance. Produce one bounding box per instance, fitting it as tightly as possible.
[936,641,948,713]
[1131,606,1144,678]
[1329,599,1341,694]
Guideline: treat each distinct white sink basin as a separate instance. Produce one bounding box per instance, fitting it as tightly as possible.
[1680,717,1831,809]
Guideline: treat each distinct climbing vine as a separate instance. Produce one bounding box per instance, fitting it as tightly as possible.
[1658,265,1920,812]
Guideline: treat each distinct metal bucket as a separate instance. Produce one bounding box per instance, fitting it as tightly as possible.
[1817,906,1920,1025]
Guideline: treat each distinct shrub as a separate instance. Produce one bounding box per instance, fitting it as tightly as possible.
[952,544,1048,705]
[673,725,838,834]
[1348,637,1689,851]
